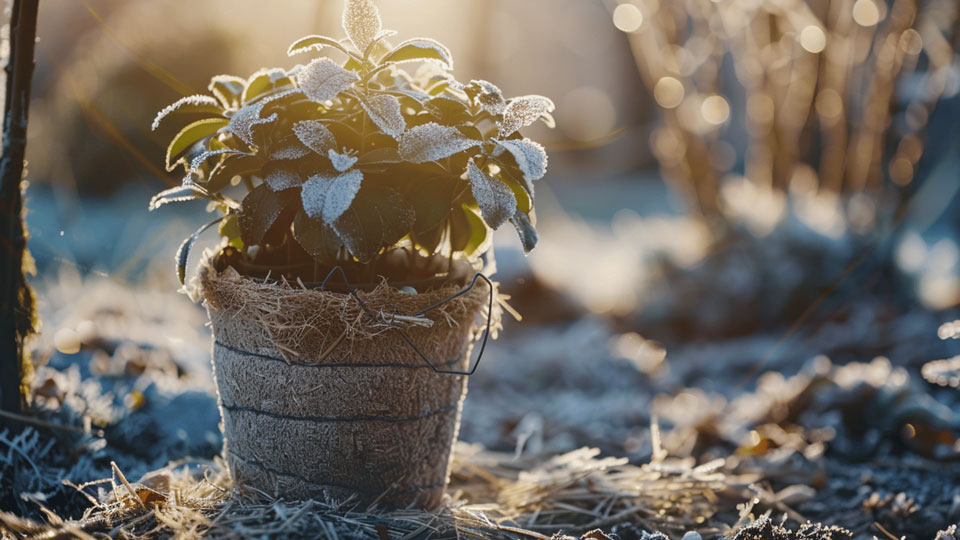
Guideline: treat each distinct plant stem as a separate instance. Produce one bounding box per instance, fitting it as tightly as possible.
[0,0,40,426]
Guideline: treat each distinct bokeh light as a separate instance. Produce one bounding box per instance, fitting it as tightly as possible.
[612,3,644,33]
[560,86,617,141]
[653,76,685,109]
[799,25,827,53]
[852,0,881,27]
[701,95,730,125]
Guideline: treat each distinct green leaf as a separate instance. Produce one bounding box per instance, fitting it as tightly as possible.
[407,174,456,234]
[287,34,354,58]
[209,75,245,109]
[501,175,532,213]
[148,182,210,211]
[243,68,292,102]
[218,213,244,250]
[359,93,405,137]
[238,183,297,246]
[380,38,454,70]
[356,146,401,165]
[414,224,444,255]
[293,208,341,260]
[152,95,223,131]
[499,95,556,137]
[165,118,229,171]
[176,217,223,285]
[424,96,472,125]
[205,154,259,193]
[511,210,538,253]
[467,158,516,229]
[398,122,481,163]
[461,204,490,256]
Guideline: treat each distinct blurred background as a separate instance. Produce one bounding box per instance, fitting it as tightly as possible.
[9,0,960,533]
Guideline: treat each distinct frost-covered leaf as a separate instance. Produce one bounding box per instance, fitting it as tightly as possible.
[293,209,341,259]
[328,149,358,172]
[333,186,414,263]
[360,93,405,137]
[296,57,359,103]
[148,181,208,211]
[356,146,401,165]
[189,149,252,172]
[495,138,548,181]
[511,210,538,253]
[499,95,556,137]
[263,162,303,191]
[292,120,337,154]
[342,0,382,53]
[467,158,516,229]
[381,38,453,70]
[425,96,471,125]
[398,122,481,163]
[205,155,259,193]
[238,184,297,246]
[269,136,311,160]
[464,80,506,114]
[165,117,229,171]
[301,169,364,225]
[177,217,223,285]
[225,100,277,146]
[152,95,222,131]
[208,75,245,109]
[243,68,292,102]
[287,34,352,58]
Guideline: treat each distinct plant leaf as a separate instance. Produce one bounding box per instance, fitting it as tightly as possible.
[467,158,516,229]
[356,146,401,165]
[360,93,405,138]
[208,75,245,109]
[189,148,253,172]
[269,136,312,160]
[176,217,223,285]
[148,182,209,211]
[398,122,481,163]
[238,184,296,246]
[243,68,292,102]
[424,96,472,125]
[205,155,259,193]
[464,80,506,114]
[342,0,382,54]
[296,57,360,103]
[262,161,303,191]
[152,95,223,131]
[218,213,244,250]
[495,138,548,181]
[328,149,358,172]
[380,38,453,70]
[165,118,229,171]
[511,210,538,253]
[301,169,364,225]
[499,95,556,137]
[287,34,353,58]
[224,100,276,147]
[333,186,414,263]
[292,119,337,154]
[292,209,341,260]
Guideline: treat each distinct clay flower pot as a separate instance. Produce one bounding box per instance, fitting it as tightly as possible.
[197,255,494,508]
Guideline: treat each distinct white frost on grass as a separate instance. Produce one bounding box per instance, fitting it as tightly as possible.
[467,158,516,229]
[361,93,406,138]
[343,0,382,53]
[152,95,221,131]
[328,149,358,172]
[398,122,480,163]
[499,95,556,137]
[301,169,364,224]
[292,120,337,154]
[495,138,548,181]
[296,57,359,103]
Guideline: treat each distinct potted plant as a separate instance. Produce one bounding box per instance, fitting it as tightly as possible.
[149,0,553,508]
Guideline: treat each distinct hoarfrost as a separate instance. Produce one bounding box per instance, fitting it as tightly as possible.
[188,149,251,172]
[152,95,221,131]
[472,80,506,115]
[264,166,303,191]
[225,100,277,146]
[270,138,311,160]
[296,57,359,103]
[494,138,548,181]
[398,122,480,163]
[360,93,406,138]
[498,95,556,137]
[301,169,364,224]
[292,120,337,154]
[467,158,516,229]
[342,0,382,53]
[328,149,358,172]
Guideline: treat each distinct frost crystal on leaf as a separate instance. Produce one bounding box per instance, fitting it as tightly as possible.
[361,94,406,138]
[292,120,337,154]
[467,158,516,229]
[471,80,506,115]
[342,0,382,53]
[495,138,548,181]
[152,95,221,131]
[398,122,481,163]
[264,166,302,191]
[225,100,277,146]
[189,149,251,172]
[270,138,311,160]
[328,149,358,172]
[499,95,556,137]
[296,57,359,103]
[384,38,454,70]
[301,169,364,224]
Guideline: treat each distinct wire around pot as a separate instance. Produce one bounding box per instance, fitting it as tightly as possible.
[318,265,494,376]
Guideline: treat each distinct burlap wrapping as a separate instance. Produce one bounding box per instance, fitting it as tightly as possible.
[196,254,497,509]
